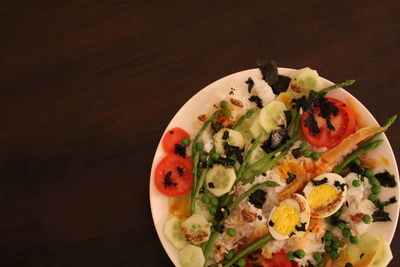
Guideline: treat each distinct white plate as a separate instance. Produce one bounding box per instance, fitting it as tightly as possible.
[149,68,400,266]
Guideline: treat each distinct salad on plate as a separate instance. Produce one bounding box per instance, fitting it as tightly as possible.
[151,61,398,267]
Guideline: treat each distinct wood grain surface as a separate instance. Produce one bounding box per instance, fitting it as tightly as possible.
[1,1,399,266]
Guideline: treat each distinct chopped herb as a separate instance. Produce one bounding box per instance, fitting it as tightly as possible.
[213,156,236,166]
[249,95,263,108]
[326,117,335,130]
[174,144,186,157]
[375,170,397,187]
[214,209,225,221]
[177,167,184,177]
[312,177,328,186]
[334,180,346,191]
[248,189,267,209]
[284,110,292,126]
[372,208,391,222]
[246,77,255,93]
[208,182,216,188]
[261,129,289,153]
[257,215,263,220]
[286,172,297,184]
[257,60,278,85]
[163,172,177,188]
[304,113,320,136]
[211,121,223,134]
[289,232,295,237]
[292,148,302,159]
[222,130,230,140]
[214,224,224,233]
[360,253,365,259]
[349,162,364,176]
[269,220,274,226]
[271,75,291,95]
[224,143,244,163]
[375,196,397,209]
[345,201,349,207]
[169,130,174,134]
[248,254,258,261]
[295,222,307,231]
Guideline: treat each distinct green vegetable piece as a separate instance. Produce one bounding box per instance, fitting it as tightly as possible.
[195,142,204,151]
[371,185,381,194]
[200,154,207,163]
[325,240,332,247]
[209,206,217,215]
[237,258,246,267]
[324,231,333,241]
[352,179,362,187]
[286,251,295,261]
[212,153,220,161]
[295,249,305,259]
[350,235,359,244]
[210,197,219,207]
[319,79,356,95]
[362,214,372,224]
[313,252,323,262]
[225,250,234,260]
[364,168,373,178]
[369,176,379,186]
[299,142,308,150]
[329,250,339,260]
[342,228,351,238]
[311,152,320,160]
[182,137,190,146]
[337,221,346,230]
[368,193,378,202]
[333,208,342,217]
[201,195,210,204]
[227,228,236,237]
[332,240,340,249]
[325,245,332,253]
[352,158,361,166]
[223,109,232,118]
[303,149,312,157]
[220,100,230,109]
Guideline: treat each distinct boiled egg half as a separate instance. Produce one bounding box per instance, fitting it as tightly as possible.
[303,173,347,218]
[267,193,310,240]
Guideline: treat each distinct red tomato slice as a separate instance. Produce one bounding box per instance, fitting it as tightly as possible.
[301,97,356,148]
[270,250,293,267]
[245,250,296,267]
[162,127,190,155]
[154,154,193,197]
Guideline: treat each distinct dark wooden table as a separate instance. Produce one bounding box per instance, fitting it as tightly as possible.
[1,1,399,266]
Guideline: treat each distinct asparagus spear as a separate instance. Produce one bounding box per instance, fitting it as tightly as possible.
[319,79,356,95]
[232,108,255,129]
[235,134,262,183]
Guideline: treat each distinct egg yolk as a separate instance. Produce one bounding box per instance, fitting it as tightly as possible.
[308,184,338,209]
[271,204,300,235]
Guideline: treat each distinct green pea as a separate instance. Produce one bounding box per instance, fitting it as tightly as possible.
[286,251,295,261]
[225,250,234,260]
[227,228,236,237]
[311,152,320,159]
[352,179,362,187]
[369,176,379,186]
[324,231,333,240]
[337,221,346,230]
[220,100,230,109]
[333,208,342,217]
[237,258,246,267]
[303,149,312,157]
[325,245,332,253]
[362,214,372,224]
[368,193,378,202]
[223,109,232,118]
[211,152,220,161]
[352,158,361,166]
[295,249,305,259]
[371,185,381,194]
[210,197,219,207]
[325,216,335,225]
[195,142,204,151]
[317,262,326,267]
[342,228,351,238]
[325,240,332,247]
[209,206,217,215]
[182,137,190,146]
[201,195,210,204]
[329,250,339,260]
[200,154,207,162]
[299,142,308,150]
[313,252,323,263]
[332,240,340,249]
[364,168,373,178]
[350,235,359,244]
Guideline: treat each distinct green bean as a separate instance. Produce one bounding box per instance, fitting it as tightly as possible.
[235,134,262,183]
[232,109,255,129]
[227,181,279,213]
[367,114,397,142]
[202,229,220,266]
[334,140,383,174]
[191,152,200,205]
[319,79,356,95]
[222,234,273,267]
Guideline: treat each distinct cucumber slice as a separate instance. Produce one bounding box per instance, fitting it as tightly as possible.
[214,128,245,154]
[248,145,267,165]
[180,214,211,244]
[288,67,322,98]
[235,112,257,144]
[163,216,189,250]
[205,165,236,197]
[371,241,393,267]
[195,199,213,221]
[258,100,287,133]
[178,244,205,267]
[249,112,265,139]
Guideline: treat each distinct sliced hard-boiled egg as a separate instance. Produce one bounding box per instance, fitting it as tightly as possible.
[303,173,347,218]
[267,193,311,240]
